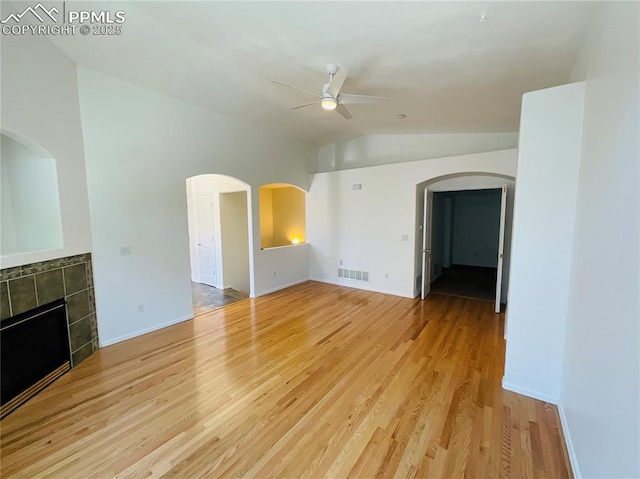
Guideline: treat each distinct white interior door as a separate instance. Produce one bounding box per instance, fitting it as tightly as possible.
[196,193,217,287]
[421,189,433,300]
[495,184,508,313]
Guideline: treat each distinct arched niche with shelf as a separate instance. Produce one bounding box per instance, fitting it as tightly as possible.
[1,132,63,257]
[259,183,306,249]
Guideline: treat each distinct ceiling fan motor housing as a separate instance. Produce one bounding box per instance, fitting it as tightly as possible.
[325,64,339,76]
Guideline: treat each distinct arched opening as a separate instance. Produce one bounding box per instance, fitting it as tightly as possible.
[185,174,252,315]
[259,183,307,249]
[415,173,515,312]
[1,131,63,256]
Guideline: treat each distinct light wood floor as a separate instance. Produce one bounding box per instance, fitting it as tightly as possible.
[1,281,572,478]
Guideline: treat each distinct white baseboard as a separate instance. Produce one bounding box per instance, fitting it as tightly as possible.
[100,314,194,347]
[558,403,582,479]
[310,277,414,299]
[502,380,559,405]
[253,278,310,298]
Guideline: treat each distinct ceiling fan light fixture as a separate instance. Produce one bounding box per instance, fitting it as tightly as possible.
[274,65,387,120]
[321,97,338,110]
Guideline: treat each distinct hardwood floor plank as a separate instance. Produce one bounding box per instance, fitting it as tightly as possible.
[0,282,572,478]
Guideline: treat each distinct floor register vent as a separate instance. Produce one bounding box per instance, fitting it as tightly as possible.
[338,269,369,282]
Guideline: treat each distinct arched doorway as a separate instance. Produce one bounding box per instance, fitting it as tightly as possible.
[415,173,515,312]
[185,174,252,315]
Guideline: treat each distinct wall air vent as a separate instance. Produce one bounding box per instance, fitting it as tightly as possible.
[338,268,370,282]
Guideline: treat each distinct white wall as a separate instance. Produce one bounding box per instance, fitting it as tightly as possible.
[0,31,92,268]
[1,152,17,252]
[317,132,518,172]
[77,68,315,346]
[503,82,585,403]
[185,179,199,282]
[307,149,517,298]
[220,192,250,293]
[561,3,639,478]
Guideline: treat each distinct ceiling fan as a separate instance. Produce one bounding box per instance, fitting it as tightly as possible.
[272,65,388,120]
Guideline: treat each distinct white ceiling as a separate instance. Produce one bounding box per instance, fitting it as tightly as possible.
[39,1,597,146]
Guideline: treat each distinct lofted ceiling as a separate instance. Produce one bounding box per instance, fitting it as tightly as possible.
[29,1,598,146]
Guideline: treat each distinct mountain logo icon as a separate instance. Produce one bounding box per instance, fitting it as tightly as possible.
[1,3,59,24]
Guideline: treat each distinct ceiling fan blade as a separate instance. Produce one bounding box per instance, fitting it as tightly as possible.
[338,93,389,104]
[272,80,321,98]
[291,102,319,110]
[327,67,348,98]
[335,104,353,120]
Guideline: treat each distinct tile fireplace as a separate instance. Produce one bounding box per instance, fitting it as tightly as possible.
[0,253,99,416]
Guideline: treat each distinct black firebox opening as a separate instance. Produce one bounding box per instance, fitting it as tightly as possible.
[1,299,70,409]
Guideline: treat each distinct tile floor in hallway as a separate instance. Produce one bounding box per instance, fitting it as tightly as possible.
[191,282,248,316]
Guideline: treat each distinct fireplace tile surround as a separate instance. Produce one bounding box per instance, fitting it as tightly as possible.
[1,253,99,367]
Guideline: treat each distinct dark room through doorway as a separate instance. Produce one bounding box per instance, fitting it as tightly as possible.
[429,188,503,302]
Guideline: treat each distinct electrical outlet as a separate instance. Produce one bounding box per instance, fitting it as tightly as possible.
[385,273,389,279]
[137,304,144,313]
[339,259,343,266]
[273,271,277,278]
[401,234,409,241]
[120,246,132,256]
